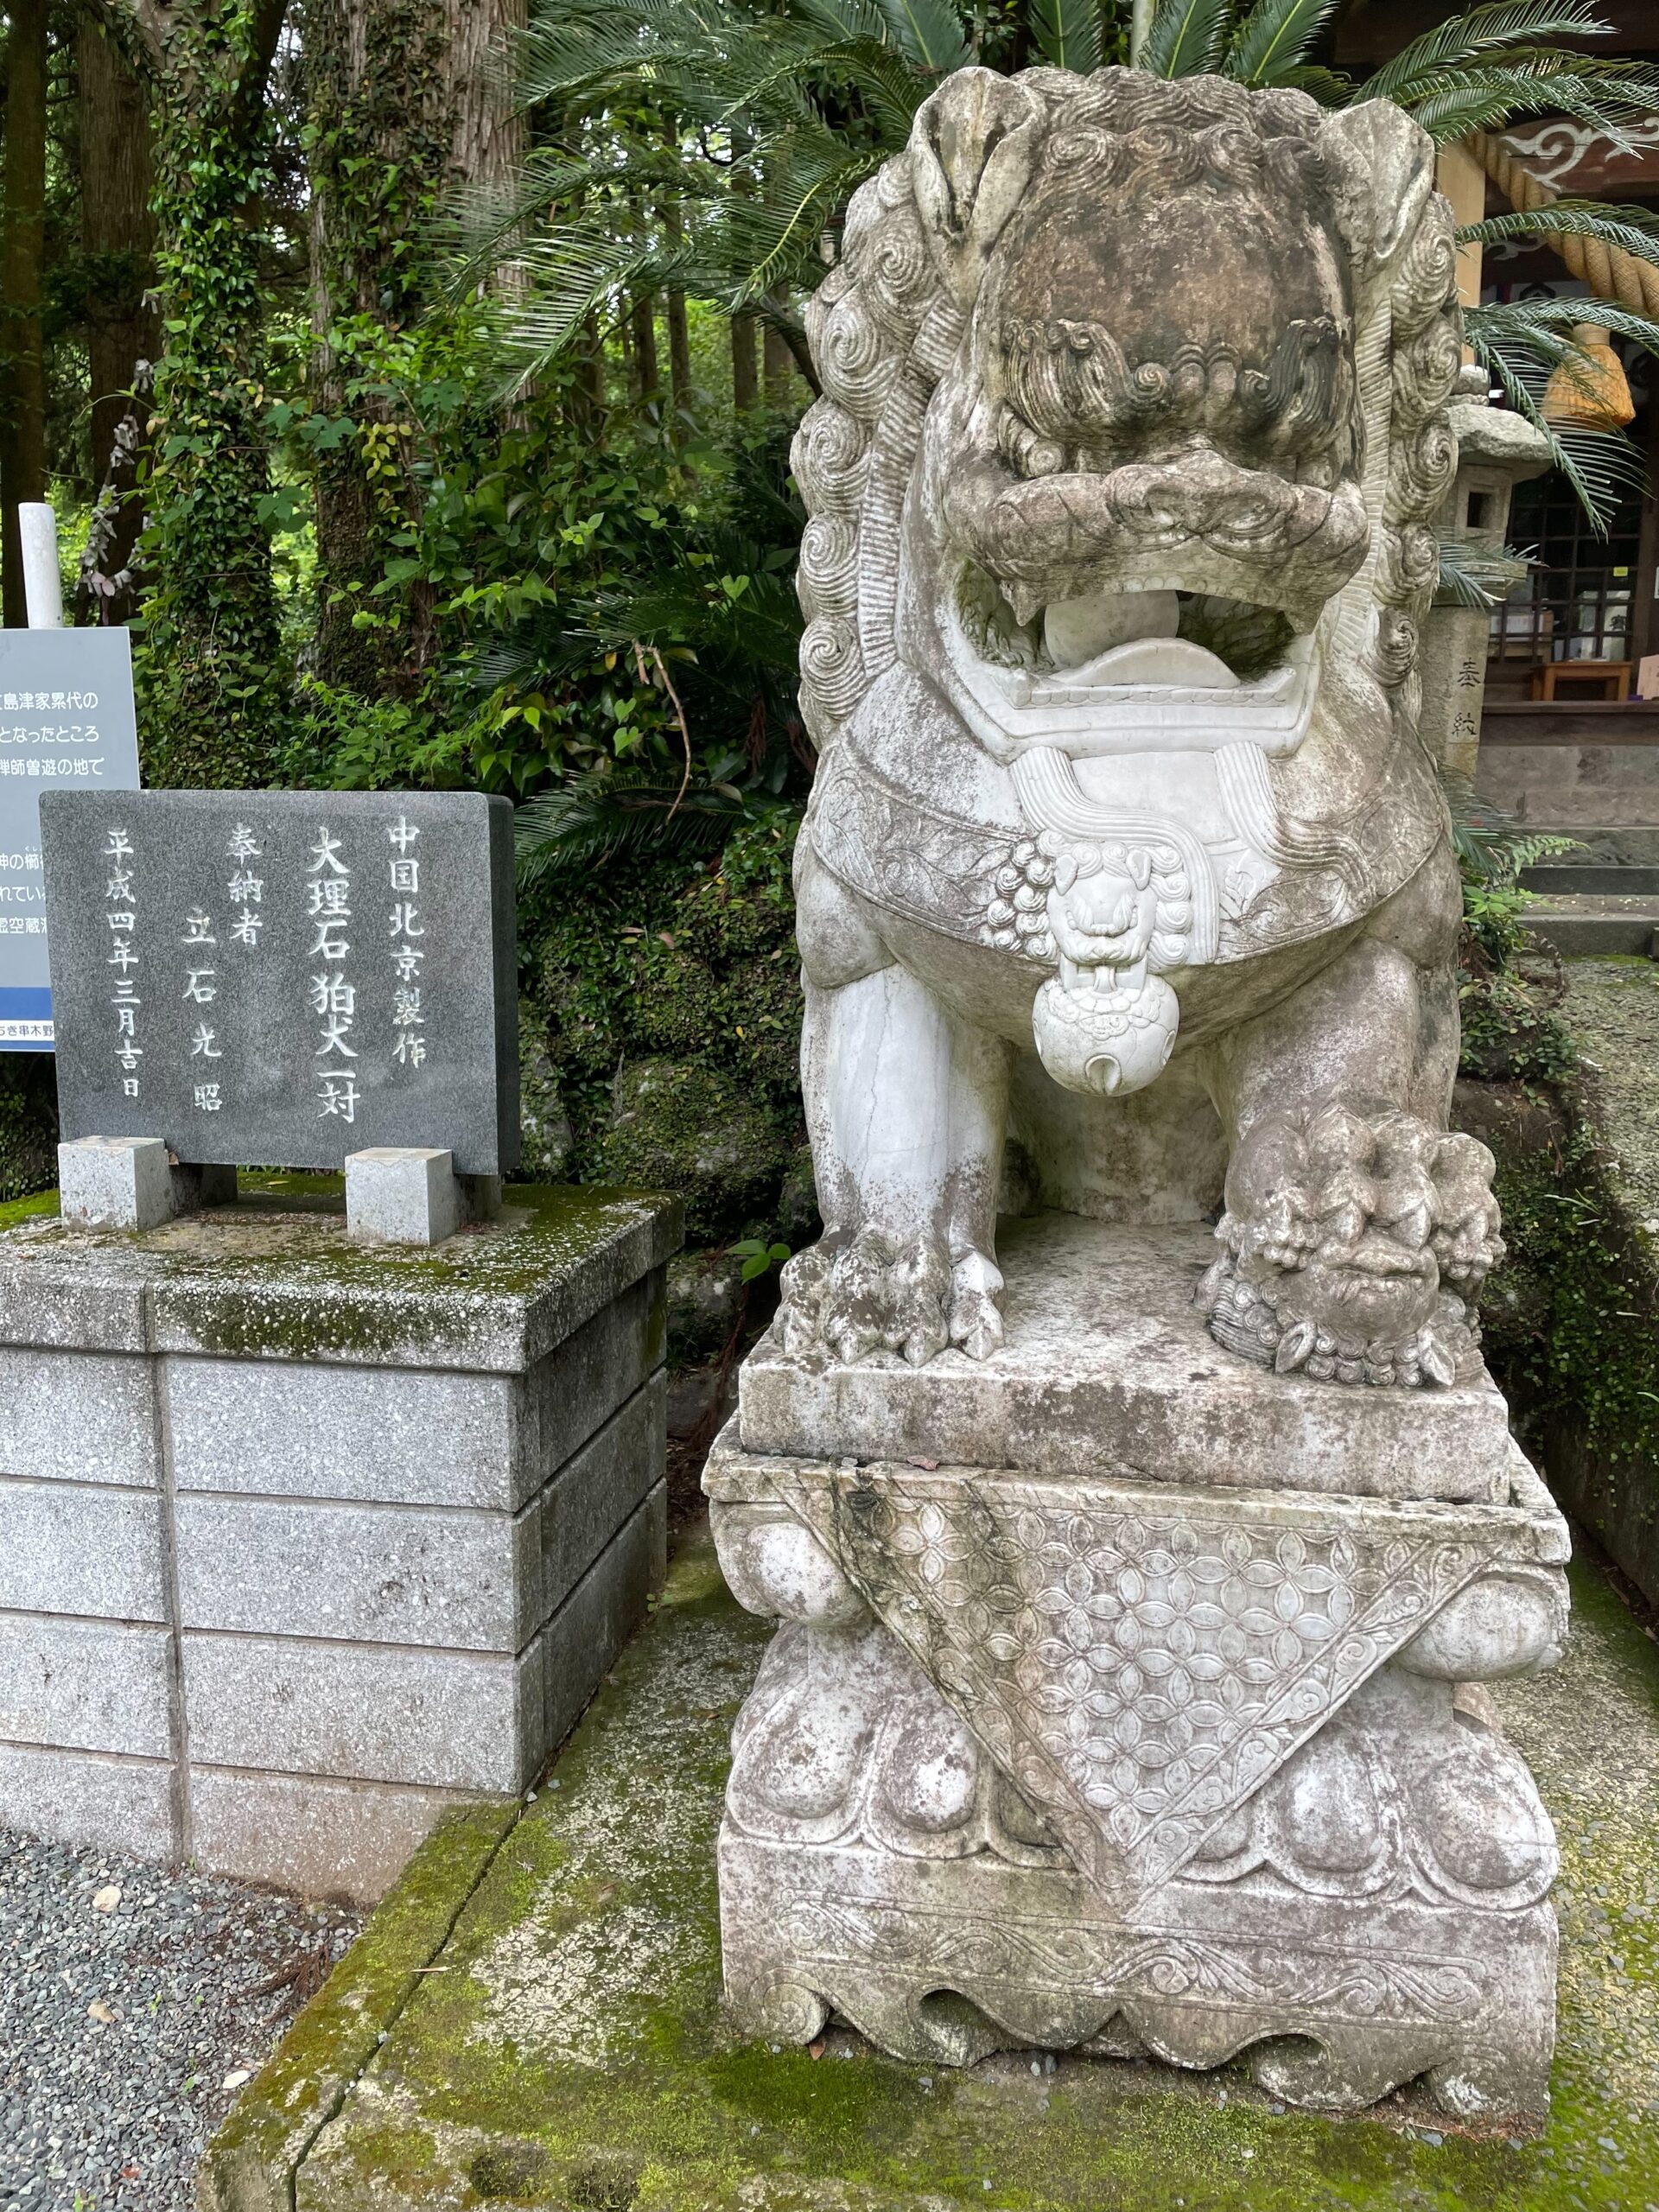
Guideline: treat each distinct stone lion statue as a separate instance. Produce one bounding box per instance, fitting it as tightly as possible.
[780,65,1502,1388]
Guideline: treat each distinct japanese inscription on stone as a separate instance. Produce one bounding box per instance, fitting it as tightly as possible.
[0,630,141,1050]
[41,790,518,1173]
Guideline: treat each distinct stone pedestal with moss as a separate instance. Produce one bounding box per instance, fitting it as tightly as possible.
[0,1176,678,1901]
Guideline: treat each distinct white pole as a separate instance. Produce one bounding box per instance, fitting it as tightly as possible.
[1131,0,1153,65]
[17,502,63,629]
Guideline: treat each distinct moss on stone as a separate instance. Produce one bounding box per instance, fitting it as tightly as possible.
[603,1060,794,1248]
[1457,961,1659,1583]
[0,1186,58,1232]
[519,818,805,1247]
[200,1799,520,2212]
[282,1529,1659,2212]
[0,1180,679,1364]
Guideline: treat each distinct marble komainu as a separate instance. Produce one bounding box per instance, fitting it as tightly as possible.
[784,65,1501,1389]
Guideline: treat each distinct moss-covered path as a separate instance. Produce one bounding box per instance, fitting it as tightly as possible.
[210,1526,1659,2212]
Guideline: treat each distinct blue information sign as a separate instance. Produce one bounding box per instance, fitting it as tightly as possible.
[0,628,142,1050]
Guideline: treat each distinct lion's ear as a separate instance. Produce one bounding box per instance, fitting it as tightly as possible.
[1319,99,1437,270]
[911,67,1045,308]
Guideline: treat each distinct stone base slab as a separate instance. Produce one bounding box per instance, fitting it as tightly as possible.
[0,1180,678,1898]
[739,1215,1512,1503]
[200,1528,1659,2211]
[718,1830,1557,2117]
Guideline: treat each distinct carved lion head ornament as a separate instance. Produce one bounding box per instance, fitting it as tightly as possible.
[796,67,1460,1100]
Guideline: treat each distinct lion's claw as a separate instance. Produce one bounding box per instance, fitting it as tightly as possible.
[781,1230,1005,1369]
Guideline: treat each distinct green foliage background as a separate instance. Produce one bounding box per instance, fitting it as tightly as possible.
[8,0,1659,1319]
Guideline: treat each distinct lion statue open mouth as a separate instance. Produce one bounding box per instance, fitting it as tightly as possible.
[782,64,1499,1388]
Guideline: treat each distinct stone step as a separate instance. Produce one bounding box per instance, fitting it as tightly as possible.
[1522,864,1659,895]
[1523,893,1659,957]
[1516,825,1659,866]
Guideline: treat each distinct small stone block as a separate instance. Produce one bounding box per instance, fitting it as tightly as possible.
[346,1147,463,1246]
[187,1768,482,1904]
[0,1478,166,1618]
[58,1135,176,1231]
[0,1743,174,1862]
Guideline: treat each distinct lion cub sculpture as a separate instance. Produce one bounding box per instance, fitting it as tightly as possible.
[781,63,1501,1390]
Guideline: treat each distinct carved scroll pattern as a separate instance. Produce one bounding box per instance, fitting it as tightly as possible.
[770,1465,1515,1910]
[811,746,1020,941]
[769,1894,1485,2025]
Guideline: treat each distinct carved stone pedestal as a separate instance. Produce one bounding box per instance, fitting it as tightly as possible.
[707,1224,1570,2120]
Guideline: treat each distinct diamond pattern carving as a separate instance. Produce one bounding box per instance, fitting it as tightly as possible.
[770,1465,1517,1908]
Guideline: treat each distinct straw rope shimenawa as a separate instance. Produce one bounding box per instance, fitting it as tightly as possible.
[1471,127,1659,317]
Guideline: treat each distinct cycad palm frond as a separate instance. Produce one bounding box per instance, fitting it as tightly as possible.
[793,0,892,38]
[1440,770,1580,884]
[1464,302,1654,535]
[1141,0,1233,79]
[1398,59,1659,144]
[516,765,754,877]
[499,220,702,378]
[1435,529,1530,609]
[1458,199,1659,264]
[1222,0,1343,88]
[1361,0,1621,105]
[715,130,888,298]
[872,0,972,72]
[1029,0,1107,73]
[1469,292,1659,357]
[516,1,717,104]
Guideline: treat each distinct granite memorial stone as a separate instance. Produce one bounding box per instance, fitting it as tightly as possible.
[707,65,1570,2121]
[41,788,518,1174]
[0,629,141,1050]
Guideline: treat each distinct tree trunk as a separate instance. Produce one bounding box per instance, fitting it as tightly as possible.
[763,295,794,410]
[731,313,759,415]
[570,311,607,433]
[445,0,525,193]
[124,0,289,786]
[630,294,661,414]
[305,0,528,690]
[78,17,159,625]
[666,292,691,430]
[662,141,692,439]
[0,0,49,628]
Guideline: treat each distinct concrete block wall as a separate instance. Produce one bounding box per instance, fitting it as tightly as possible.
[0,1185,678,1901]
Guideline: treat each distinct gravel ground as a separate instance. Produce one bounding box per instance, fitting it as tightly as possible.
[0,1829,361,2212]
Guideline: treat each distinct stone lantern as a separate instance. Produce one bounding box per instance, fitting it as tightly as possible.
[1419,363,1553,785]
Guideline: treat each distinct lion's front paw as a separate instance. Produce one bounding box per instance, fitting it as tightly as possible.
[780,1232,1004,1368]
[1200,1097,1501,1389]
